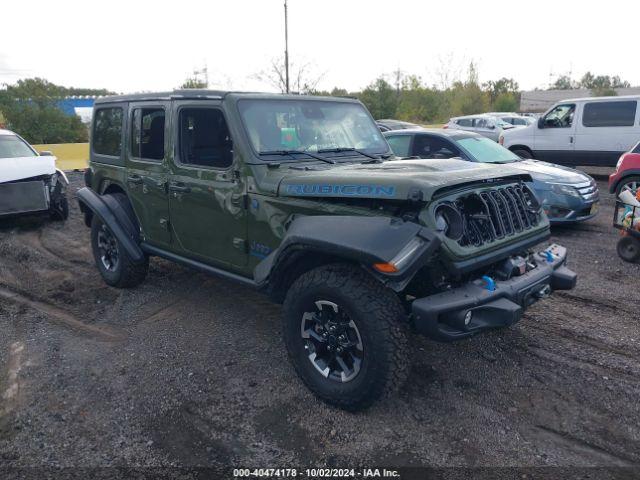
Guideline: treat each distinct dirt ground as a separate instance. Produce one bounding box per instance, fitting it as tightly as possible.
[0,173,639,475]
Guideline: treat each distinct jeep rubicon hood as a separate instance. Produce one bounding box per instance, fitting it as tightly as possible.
[277,158,531,201]
[0,156,56,184]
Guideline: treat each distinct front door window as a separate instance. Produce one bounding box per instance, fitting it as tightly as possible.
[542,104,575,128]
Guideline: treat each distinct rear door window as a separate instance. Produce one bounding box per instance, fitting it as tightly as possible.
[582,101,637,127]
[93,107,123,156]
[131,107,165,160]
[456,118,472,127]
[473,118,488,129]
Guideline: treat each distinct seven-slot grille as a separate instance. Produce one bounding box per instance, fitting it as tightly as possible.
[448,183,541,247]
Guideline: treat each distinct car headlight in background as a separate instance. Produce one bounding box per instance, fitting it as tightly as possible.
[551,183,581,198]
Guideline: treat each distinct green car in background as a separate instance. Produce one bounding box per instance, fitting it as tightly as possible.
[78,91,576,410]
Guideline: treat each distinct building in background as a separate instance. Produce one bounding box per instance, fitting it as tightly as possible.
[520,88,640,112]
[57,96,98,123]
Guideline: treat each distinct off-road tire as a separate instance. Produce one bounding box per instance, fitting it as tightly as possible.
[617,236,640,263]
[90,215,149,288]
[283,263,410,411]
[513,148,533,159]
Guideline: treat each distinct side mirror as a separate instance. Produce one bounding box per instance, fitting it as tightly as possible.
[487,125,495,130]
[537,117,545,129]
[39,150,54,156]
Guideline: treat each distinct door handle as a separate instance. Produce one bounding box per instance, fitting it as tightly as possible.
[127,175,143,185]
[569,136,574,144]
[168,183,191,193]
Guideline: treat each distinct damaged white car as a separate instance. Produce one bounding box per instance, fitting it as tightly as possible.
[0,129,69,220]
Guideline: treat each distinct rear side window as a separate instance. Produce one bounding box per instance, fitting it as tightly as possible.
[456,119,472,127]
[178,108,233,169]
[93,107,123,156]
[582,101,637,127]
[473,118,488,128]
[385,135,411,157]
[131,108,165,160]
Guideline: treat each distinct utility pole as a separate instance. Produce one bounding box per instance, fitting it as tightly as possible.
[284,0,290,94]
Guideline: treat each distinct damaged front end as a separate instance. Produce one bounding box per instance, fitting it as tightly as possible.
[399,181,576,341]
[0,171,68,219]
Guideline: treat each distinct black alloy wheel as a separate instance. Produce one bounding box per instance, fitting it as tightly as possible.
[300,300,363,383]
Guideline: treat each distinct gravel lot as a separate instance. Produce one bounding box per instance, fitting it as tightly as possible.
[0,173,639,475]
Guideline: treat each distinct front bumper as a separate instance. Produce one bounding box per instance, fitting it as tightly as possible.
[535,180,599,224]
[411,244,576,341]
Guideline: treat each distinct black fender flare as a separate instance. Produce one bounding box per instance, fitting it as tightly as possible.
[76,187,146,264]
[254,215,441,297]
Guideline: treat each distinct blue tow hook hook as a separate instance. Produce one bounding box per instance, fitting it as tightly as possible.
[482,275,496,292]
[545,250,554,263]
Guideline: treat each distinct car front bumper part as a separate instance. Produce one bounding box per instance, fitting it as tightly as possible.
[0,180,50,217]
[411,244,576,341]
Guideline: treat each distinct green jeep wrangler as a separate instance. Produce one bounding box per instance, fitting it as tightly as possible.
[78,91,576,410]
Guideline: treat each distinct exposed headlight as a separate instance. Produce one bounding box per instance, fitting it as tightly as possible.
[551,183,581,198]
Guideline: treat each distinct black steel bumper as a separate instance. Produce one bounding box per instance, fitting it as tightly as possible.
[411,244,576,342]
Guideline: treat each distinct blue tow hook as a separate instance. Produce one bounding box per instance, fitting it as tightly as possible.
[545,250,554,263]
[482,275,496,292]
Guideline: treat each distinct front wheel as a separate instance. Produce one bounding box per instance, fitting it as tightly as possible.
[615,175,640,198]
[49,195,69,221]
[282,264,409,411]
[512,148,533,159]
[90,215,149,288]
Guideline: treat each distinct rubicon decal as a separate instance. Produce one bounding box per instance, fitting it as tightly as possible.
[286,184,396,197]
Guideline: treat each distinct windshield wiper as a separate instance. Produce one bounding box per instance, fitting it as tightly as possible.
[317,147,381,161]
[259,150,336,164]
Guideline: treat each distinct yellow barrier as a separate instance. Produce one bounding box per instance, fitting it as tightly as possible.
[31,143,89,171]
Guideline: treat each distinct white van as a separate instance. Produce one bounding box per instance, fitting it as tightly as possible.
[500,96,640,166]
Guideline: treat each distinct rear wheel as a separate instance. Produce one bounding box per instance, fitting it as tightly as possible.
[615,175,640,197]
[282,264,409,411]
[90,215,148,288]
[617,236,640,263]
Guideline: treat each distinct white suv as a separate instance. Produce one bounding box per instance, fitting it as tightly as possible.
[500,95,640,166]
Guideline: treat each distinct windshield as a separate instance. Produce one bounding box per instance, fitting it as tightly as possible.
[238,99,388,158]
[457,137,521,163]
[0,135,37,158]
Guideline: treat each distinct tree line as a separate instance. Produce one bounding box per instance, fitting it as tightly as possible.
[0,78,113,144]
[0,68,633,144]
